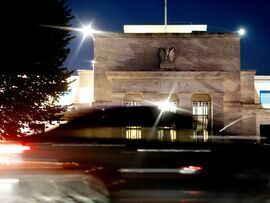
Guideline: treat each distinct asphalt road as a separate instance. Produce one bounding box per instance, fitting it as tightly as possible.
[7,142,269,202]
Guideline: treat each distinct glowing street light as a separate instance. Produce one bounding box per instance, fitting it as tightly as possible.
[41,22,102,39]
[237,28,246,36]
[80,24,95,38]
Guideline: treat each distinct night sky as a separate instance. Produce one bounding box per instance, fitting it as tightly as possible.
[66,0,270,75]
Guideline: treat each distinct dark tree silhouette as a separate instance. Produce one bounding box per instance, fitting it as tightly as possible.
[0,0,74,138]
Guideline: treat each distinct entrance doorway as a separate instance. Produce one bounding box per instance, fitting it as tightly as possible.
[260,125,270,141]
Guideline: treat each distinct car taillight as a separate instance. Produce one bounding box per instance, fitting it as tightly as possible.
[0,144,30,154]
[179,165,203,174]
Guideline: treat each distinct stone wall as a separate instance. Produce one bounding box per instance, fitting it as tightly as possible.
[241,70,256,104]
[94,33,241,103]
[93,32,244,134]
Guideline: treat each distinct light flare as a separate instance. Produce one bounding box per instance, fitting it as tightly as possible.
[0,144,30,154]
[155,100,177,113]
[237,28,246,36]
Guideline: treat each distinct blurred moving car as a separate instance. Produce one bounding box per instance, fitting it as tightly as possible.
[1,106,270,202]
[0,143,109,203]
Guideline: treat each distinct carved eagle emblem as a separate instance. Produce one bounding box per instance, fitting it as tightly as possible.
[158,47,176,63]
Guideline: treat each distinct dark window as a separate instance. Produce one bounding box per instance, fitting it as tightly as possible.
[260,125,270,140]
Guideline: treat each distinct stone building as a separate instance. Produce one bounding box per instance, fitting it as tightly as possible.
[254,76,270,137]
[63,25,270,138]
[94,25,244,136]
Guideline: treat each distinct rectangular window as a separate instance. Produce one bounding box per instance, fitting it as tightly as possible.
[192,101,210,139]
[260,91,270,104]
[125,101,141,106]
[192,101,209,116]
[126,126,142,139]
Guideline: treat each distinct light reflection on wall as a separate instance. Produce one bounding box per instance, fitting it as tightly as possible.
[79,87,93,104]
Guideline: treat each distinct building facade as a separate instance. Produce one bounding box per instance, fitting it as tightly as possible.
[93,30,245,136]
[254,76,270,137]
[62,26,270,137]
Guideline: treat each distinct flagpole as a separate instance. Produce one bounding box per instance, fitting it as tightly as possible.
[164,0,167,33]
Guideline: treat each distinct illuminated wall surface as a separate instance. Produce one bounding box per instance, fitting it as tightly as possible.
[260,91,270,104]
[57,73,270,109]
[58,76,79,106]
[123,25,207,33]
[58,70,94,106]
[255,76,270,109]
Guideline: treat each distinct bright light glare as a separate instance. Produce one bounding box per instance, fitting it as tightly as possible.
[80,24,94,38]
[41,23,102,38]
[156,100,176,113]
[0,144,30,154]
[79,87,93,103]
[0,179,19,184]
[238,28,246,36]
[0,179,19,192]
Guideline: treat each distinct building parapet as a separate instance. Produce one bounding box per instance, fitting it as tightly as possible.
[255,75,270,80]
[93,32,240,39]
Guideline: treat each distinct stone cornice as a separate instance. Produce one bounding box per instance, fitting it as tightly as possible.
[106,71,230,81]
